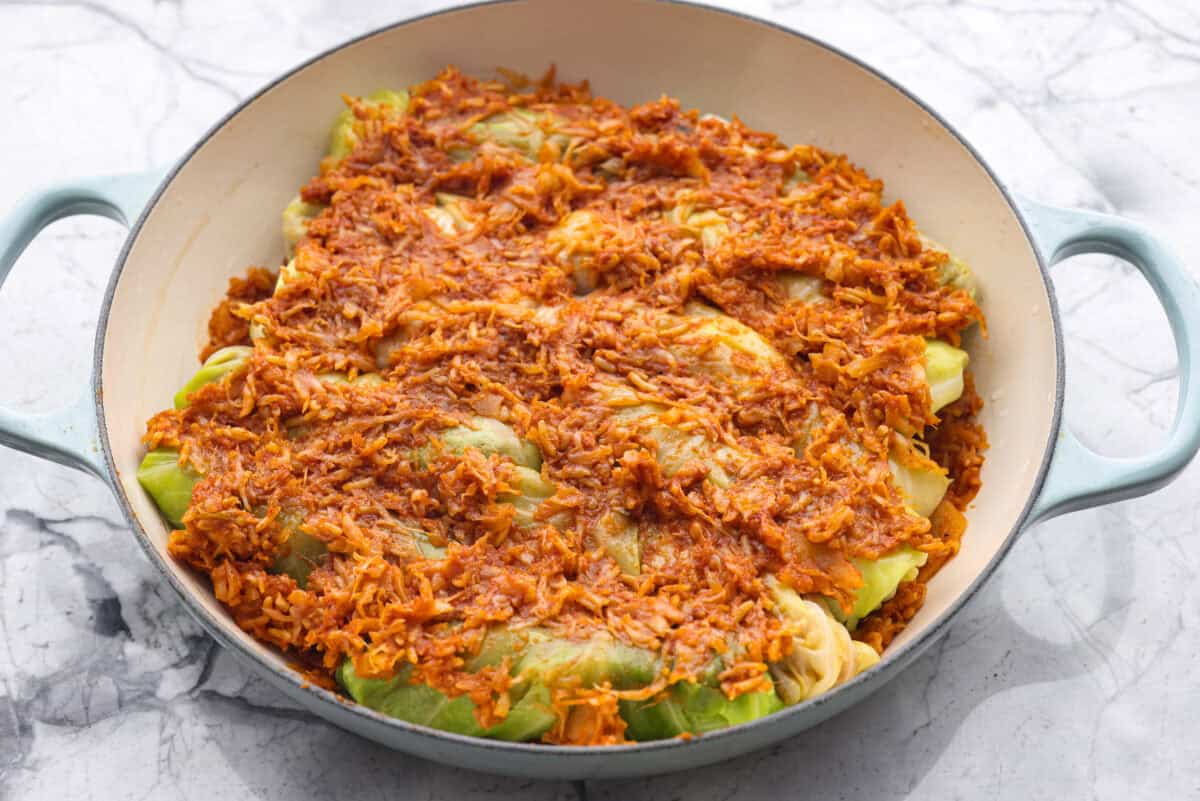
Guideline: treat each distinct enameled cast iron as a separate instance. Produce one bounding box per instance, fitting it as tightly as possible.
[2,0,1198,780]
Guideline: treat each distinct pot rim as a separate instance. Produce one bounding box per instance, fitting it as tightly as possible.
[93,0,1065,758]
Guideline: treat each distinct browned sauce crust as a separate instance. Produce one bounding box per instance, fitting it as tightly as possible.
[145,68,986,743]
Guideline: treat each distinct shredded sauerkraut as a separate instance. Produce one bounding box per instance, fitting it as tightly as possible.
[140,67,987,744]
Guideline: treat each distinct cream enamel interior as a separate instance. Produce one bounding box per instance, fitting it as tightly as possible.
[100,0,1057,732]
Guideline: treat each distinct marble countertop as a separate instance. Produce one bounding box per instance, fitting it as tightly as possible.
[2,1,1198,798]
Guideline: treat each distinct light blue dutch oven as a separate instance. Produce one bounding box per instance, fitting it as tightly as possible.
[1,0,1197,780]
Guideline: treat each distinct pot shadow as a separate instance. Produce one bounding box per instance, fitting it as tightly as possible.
[190,514,1130,801]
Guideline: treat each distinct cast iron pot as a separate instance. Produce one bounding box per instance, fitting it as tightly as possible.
[1,0,1198,780]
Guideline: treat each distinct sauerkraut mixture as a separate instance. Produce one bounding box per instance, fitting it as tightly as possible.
[138,68,986,745]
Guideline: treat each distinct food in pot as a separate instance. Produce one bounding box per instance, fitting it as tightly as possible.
[137,67,986,745]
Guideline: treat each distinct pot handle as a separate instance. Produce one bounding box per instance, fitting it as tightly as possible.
[0,170,165,481]
[1019,196,1200,523]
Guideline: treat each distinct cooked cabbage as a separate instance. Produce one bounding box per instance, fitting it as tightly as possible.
[173,346,252,409]
[281,195,320,255]
[339,629,657,740]
[590,509,641,575]
[620,680,783,741]
[599,379,744,489]
[136,448,200,528]
[766,577,880,704]
[888,435,951,517]
[269,523,327,588]
[328,88,409,160]
[841,547,928,629]
[468,108,570,161]
[924,339,969,414]
[316,371,385,388]
[778,271,826,303]
[411,417,556,528]
[337,660,556,741]
[424,192,475,236]
[790,419,950,520]
[680,302,785,375]
[546,209,610,293]
[514,634,658,689]
[439,417,543,470]
[920,234,979,299]
[669,196,729,251]
[499,465,560,528]
[272,516,437,588]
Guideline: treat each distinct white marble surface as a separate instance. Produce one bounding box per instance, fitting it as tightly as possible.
[1,1,1198,798]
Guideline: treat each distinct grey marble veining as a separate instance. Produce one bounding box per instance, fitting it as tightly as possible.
[1,1,1198,798]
